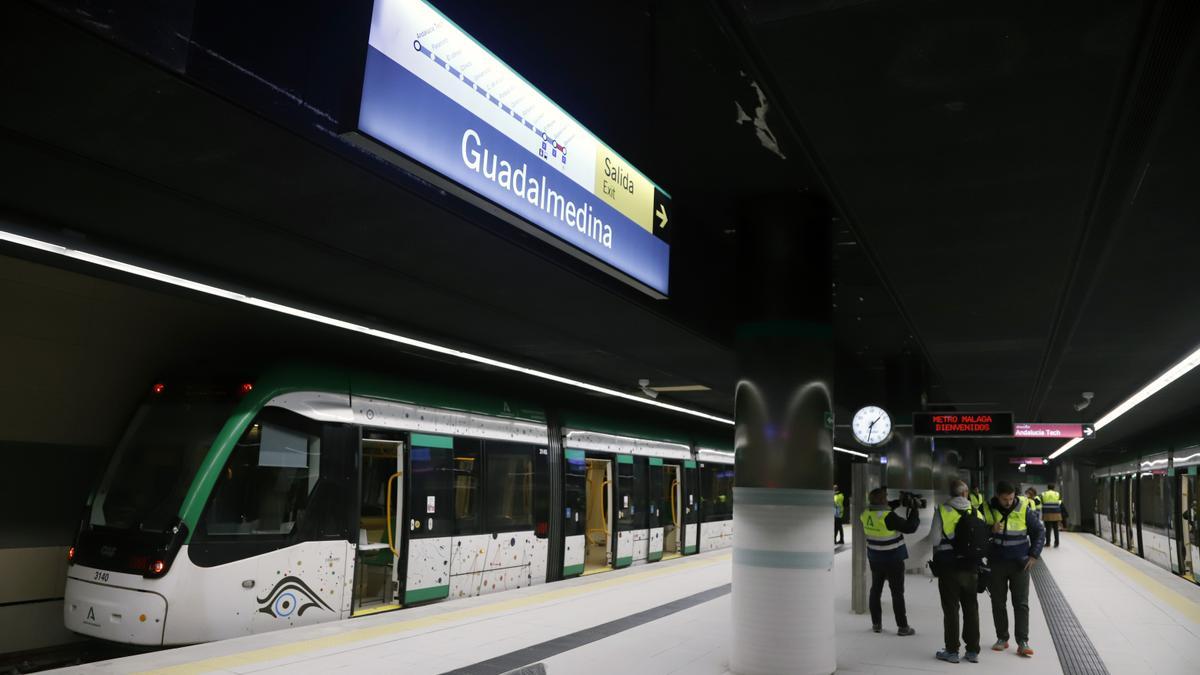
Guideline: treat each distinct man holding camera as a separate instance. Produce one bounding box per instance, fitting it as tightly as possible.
[983,481,1045,657]
[860,487,920,635]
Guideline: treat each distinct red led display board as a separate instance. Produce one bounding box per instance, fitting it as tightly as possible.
[913,412,1015,437]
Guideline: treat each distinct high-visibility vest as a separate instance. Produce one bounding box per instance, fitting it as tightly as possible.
[969,492,985,509]
[834,492,845,518]
[984,496,1033,554]
[1028,496,1042,511]
[934,504,986,556]
[1042,490,1062,514]
[861,507,906,561]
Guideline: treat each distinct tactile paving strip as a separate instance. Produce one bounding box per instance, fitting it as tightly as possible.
[441,583,731,675]
[1032,559,1109,674]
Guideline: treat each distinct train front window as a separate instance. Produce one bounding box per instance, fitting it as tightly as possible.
[90,400,236,532]
[201,411,322,536]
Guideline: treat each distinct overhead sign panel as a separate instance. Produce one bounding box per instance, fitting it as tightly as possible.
[1013,423,1095,439]
[913,412,1015,437]
[358,0,671,296]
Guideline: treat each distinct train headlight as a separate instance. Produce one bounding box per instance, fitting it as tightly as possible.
[149,559,166,575]
[67,546,75,565]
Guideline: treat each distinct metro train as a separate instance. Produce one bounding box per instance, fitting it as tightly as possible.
[1093,448,1200,585]
[63,366,735,645]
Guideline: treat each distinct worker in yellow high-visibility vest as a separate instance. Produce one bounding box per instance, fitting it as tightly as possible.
[981,482,1045,658]
[969,485,986,510]
[834,484,846,546]
[1041,484,1063,548]
[860,487,920,636]
[933,479,987,664]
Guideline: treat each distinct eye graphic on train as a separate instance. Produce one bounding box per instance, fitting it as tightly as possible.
[255,576,333,618]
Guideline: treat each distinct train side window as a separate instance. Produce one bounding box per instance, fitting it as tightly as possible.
[202,409,322,537]
[701,464,734,521]
[484,442,535,533]
[453,438,482,536]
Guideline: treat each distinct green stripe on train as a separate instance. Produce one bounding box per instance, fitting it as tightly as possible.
[411,433,454,449]
[565,449,586,460]
[563,563,585,577]
[617,454,634,464]
[404,585,450,604]
[648,550,663,562]
[684,545,698,554]
[615,556,633,567]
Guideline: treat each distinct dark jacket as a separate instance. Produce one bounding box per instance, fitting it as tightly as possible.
[985,496,1045,562]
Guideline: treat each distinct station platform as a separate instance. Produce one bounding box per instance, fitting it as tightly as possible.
[54,531,1200,675]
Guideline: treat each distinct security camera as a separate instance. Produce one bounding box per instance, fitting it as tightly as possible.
[638,378,659,399]
[1073,391,1094,412]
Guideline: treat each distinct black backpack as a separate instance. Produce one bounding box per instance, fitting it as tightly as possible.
[953,507,991,560]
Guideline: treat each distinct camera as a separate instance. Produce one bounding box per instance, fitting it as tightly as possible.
[888,490,927,510]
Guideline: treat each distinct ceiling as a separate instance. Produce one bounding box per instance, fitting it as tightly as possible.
[3,0,1199,459]
[720,0,1200,457]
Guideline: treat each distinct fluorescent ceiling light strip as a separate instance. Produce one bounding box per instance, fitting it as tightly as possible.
[834,446,868,458]
[1049,342,1200,460]
[0,230,734,425]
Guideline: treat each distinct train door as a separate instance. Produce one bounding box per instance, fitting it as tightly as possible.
[403,434,456,604]
[583,457,613,574]
[1182,474,1198,583]
[1115,477,1127,549]
[352,432,405,616]
[662,463,683,559]
[1169,472,1184,575]
[562,450,587,577]
[683,460,700,554]
[1128,476,1140,555]
[647,459,665,562]
[614,454,635,567]
[1110,478,1120,545]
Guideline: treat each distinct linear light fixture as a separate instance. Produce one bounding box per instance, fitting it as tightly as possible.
[1049,342,1200,460]
[0,229,735,425]
[834,446,869,458]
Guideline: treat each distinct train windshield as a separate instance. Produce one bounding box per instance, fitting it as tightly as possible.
[89,398,237,533]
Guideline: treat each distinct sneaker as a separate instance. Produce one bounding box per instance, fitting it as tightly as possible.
[1017,642,1034,657]
[992,639,1009,651]
[898,625,916,636]
[936,650,960,663]
[964,651,979,663]
[872,624,882,633]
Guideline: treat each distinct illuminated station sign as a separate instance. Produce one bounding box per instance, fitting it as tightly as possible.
[914,414,1095,441]
[357,0,672,297]
[913,412,1015,437]
[1013,423,1095,439]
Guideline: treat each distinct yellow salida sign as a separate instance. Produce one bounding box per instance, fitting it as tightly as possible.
[594,145,655,234]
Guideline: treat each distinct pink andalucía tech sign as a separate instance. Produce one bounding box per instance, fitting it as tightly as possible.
[1013,423,1095,439]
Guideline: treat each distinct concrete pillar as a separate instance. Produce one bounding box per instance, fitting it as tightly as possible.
[730,197,834,675]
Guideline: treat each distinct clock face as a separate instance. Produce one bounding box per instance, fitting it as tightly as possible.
[852,405,892,446]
